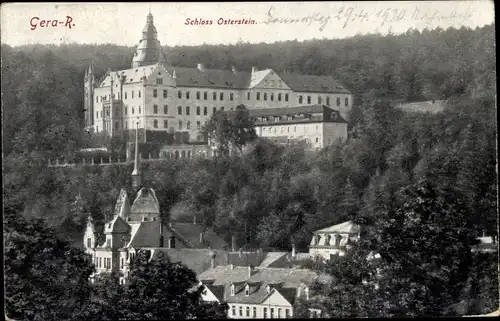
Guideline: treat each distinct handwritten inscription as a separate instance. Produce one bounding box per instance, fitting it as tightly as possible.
[30,16,74,30]
[263,5,473,31]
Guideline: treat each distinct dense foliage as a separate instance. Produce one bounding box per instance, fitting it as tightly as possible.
[2,24,497,318]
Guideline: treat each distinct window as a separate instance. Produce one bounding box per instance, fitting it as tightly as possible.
[203,106,208,115]
[163,90,167,98]
[196,91,200,99]
[232,306,236,316]
[345,97,349,106]
[87,238,91,248]
[154,120,158,128]
[230,93,234,101]
[263,308,267,319]
[153,104,158,114]
[246,307,250,317]
[187,121,191,129]
[213,92,217,100]
[124,121,127,129]
[164,105,168,114]
[196,121,201,129]
[178,91,182,99]
[178,106,182,115]
[138,90,141,98]
[253,307,257,318]
[245,285,249,296]
[139,107,141,114]
[307,96,311,104]
[106,239,111,247]
[278,308,281,318]
[204,92,208,100]
[96,96,98,103]
[153,89,157,98]
[121,258,124,269]
[220,92,224,100]
[285,93,289,102]
[213,107,217,114]
[132,91,134,99]
[196,106,200,115]
[178,121,183,130]
[318,96,322,104]
[156,78,163,85]
[337,97,341,106]
[285,309,290,318]
[220,107,224,111]
[326,96,330,105]
[96,126,99,132]
[186,106,190,115]
[132,107,135,114]
[247,92,250,100]
[164,120,168,128]
[278,93,282,101]
[264,93,267,101]
[257,92,260,100]
[115,121,119,130]
[125,92,128,99]
[186,91,190,99]
[125,107,127,115]
[299,95,303,103]
[270,308,274,318]
[239,306,242,316]
[270,93,274,101]
[96,111,99,119]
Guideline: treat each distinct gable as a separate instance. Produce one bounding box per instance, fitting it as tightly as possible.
[253,70,290,90]
[261,288,294,307]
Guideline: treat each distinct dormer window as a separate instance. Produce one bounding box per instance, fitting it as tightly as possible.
[230,284,235,296]
[245,284,250,296]
[266,285,271,294]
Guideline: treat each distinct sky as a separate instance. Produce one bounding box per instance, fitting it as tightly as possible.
[1,1,495,47]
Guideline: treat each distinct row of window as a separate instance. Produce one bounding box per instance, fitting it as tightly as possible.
[152,119,205,130]
[94,256,111,269]
[261,124,321,134]
[230,305,290,318]
[298,95,348,106]
[96,89,349,107]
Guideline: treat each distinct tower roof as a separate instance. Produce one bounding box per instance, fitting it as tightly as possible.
[132,13,167,68]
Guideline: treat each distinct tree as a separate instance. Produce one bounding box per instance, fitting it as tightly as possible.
[4,214,94,321]
[117,251,227,319]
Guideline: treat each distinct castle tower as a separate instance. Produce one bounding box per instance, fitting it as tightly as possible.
[84,61,95,128]
[131,122,142,190]
[132,13,167,68]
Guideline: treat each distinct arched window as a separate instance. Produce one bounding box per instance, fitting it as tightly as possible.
[181,150,186,158]
[174,151,179,159]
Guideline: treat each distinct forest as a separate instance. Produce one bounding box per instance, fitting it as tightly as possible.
[3,23,497,318]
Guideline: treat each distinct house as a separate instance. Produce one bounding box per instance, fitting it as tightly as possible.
[309,221,361,260]
[198,265,329,319]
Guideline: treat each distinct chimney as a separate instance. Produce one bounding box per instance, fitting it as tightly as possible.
[251,66,257,73]
[199,232,204,244]
[197,63,205,72]
[292,243,296,258]
[231,236,237,252]
[210,251,216,268]
[159,222,164,247]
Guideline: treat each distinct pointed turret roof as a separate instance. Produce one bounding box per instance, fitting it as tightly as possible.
[132,13,167,68]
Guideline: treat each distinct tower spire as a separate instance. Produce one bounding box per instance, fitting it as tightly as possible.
[131,122,142,189]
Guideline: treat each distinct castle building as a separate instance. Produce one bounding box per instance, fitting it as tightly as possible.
[83,124,228,283]
[84,13,353,144]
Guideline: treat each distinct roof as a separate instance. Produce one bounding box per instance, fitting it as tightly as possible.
[394,100,447,114]
[205,284,225,301]
[97,65,350,94]
[130,187,160,215]
[114,188,130,217]
[144,248,229,274]
[278,73,350,94]
[170,222,228,250]
[227,251,266,267]
[247,105,347,124]
[127,221,182,248]
[259,252,289,267]
[199,266,318,288]
[104,215,130,234]
[315,220,361,234]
